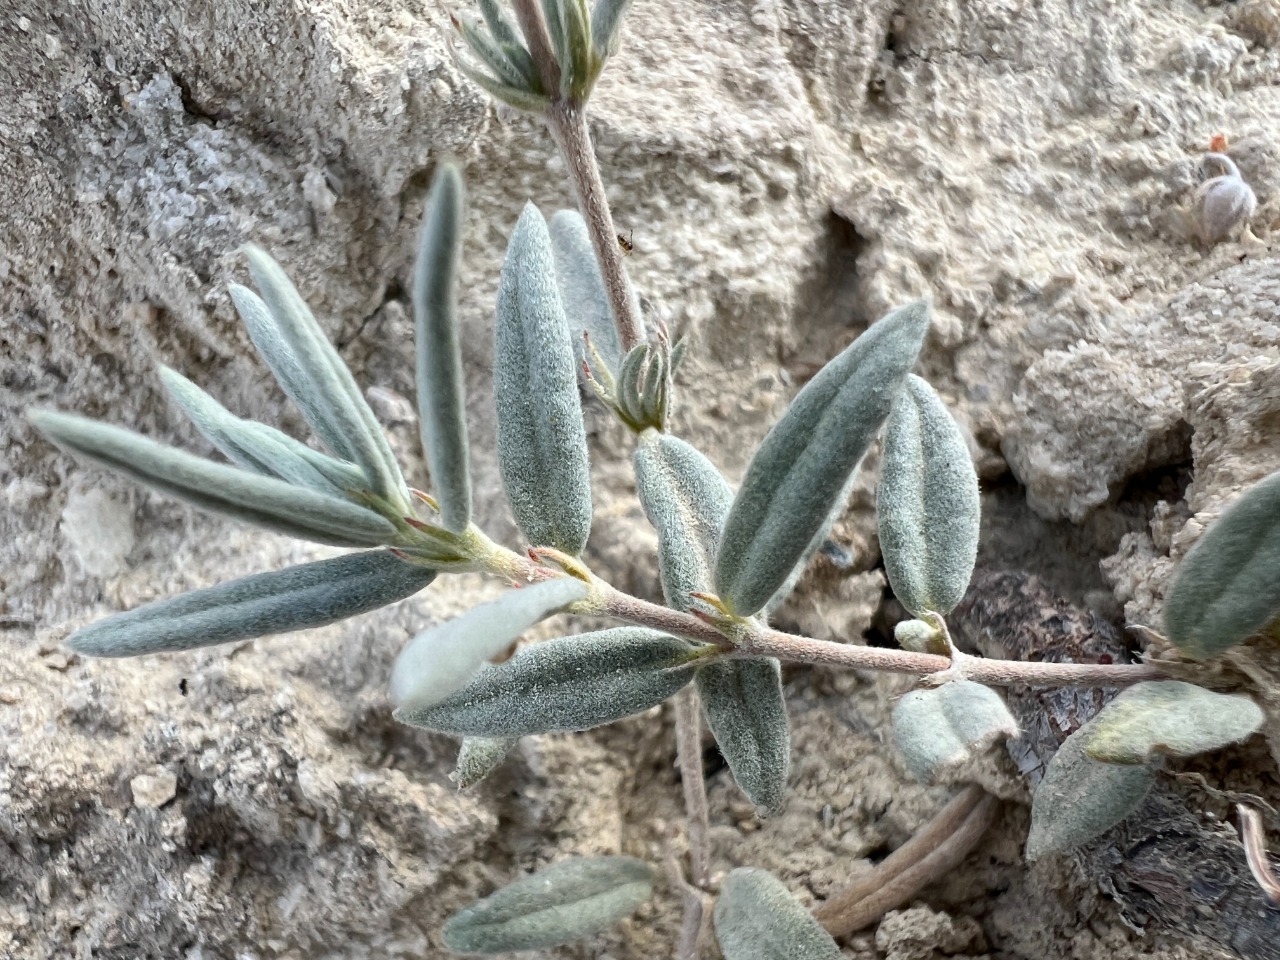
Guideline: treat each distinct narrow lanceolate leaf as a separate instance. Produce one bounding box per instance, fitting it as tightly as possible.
[878,374,980,617]
[714,301,931,616]
[66,550,436,657]
[549,209,624,376]
[414,163,473,533]
[396,628,707,736]
[390,578,589,712]
[1025,719,1157,861]
[763,469,858,615]
[456,15,530,91]
[452,737,519,789]
[1083,681,1264,765]
[591,0,635,60]
[494,204,593,554]
[28,410,397,547]
[714,868,842,960]
[892,680,1019,782]
[1164,469,1280,659]
[442,856,655,954]
[633,430,733,612]
[236,246,409,510]
[159,366,352,497]
[698,659,790,815]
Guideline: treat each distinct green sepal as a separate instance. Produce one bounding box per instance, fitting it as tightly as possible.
[66,550,435,657]
[395,627,708,736]
[414,162,473,533]
[1082,680,1264,765]
[633,430,733,611]
[442,856,655,954]
[452,737,519,789]
[28,409,398,548]
[892,680,1019,782]
[697,658,790,815]
[1025,718,1157,861]
[390,578,589,712]
[236,246,409,511]
[1164,469,1280,659]
[714,867,843,960]
[494,203,593,555]
[714,301,931,616]
[877,374,980,617]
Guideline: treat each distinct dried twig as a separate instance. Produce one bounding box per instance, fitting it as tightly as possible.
[814,784,998,938]
[1238,804,1280,905]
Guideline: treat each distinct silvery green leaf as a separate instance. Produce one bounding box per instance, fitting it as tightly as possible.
[541,0,570,75]
[237,246,409,511]
[452,736,519,790]
[442,856,655,954]
[633,430,733,611]
[159,366,349,496]
[396,627,707,736]
[238,419,369,494]
[714,868,842,960]
[1025,719,1157,861]
[390,578,589,712]
[456,14,531,90]
[1083,680,1264,765]
[494,204,593,554]
[892,680,1019,782]
[66,550,435,657]
[762,469,858,615]
[591,0,634,60]
[27,409,397,547]
[714,301,931,616]
[1164,468,1280,659]
[878,374,980,617]
[476,0,526,55]
[697,658,790,815]
[548,209,624,376]
[414,163,473,533]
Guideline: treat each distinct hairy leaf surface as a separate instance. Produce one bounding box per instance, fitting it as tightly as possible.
[714,868,842,960]
[443,856,654,954]
[67,551,435,657]
[396,627,706,736]
[1164,469,1280,658]
[714,301,930,615]
[878,374,980,616]
[494,204,593,554]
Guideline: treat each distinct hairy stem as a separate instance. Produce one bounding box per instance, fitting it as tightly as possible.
[509,0,561,93]
[545,99,645,352]
[485,552,1166,688]
[814,785,998,938]
[674,686,713,889]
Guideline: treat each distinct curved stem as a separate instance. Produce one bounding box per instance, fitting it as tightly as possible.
[814,785,998,938]
[545,99,645,352]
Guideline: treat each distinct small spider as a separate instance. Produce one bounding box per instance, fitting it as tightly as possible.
[616,229,634,256]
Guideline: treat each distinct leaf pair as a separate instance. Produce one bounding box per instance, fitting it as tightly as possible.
[634,430,791,814]
[1026,680,1264,859]
[714,302,932,617]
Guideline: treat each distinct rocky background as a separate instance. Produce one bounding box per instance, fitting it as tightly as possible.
[2,0,1278,957]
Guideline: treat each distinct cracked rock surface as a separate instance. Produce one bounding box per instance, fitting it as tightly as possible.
[3,0,1278,958]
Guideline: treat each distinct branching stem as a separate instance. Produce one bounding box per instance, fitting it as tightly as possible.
[479,549,1168,688]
